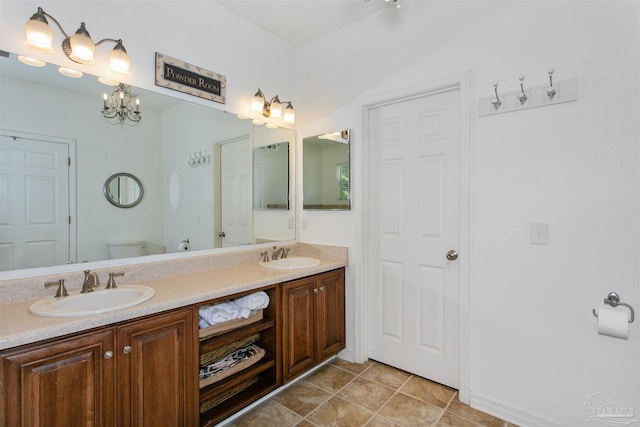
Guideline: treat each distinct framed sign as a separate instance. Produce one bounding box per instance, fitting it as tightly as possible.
[155,52,226,104]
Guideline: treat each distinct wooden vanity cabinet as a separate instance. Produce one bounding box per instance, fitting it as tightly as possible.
[0,307,196,427]
[117,308,197,427]
[0,328,116,427]
[282,268,345,381]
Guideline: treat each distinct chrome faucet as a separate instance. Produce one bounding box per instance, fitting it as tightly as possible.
[81,270,100,293]
[272,246,290,260]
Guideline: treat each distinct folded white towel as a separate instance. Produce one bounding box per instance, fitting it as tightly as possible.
[199,301,240,326]
[234,291,270,318]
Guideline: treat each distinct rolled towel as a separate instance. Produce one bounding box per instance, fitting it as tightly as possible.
[234,291,270,318]
[199,301,240,326]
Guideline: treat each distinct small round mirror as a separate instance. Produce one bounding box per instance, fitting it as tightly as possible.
[104,173,144,208]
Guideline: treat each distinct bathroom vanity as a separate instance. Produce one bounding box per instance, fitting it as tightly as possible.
[0,245,346,427]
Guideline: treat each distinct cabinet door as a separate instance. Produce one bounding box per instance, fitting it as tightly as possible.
[282,277,317,380]
[116,308,196,427]
[315,269,346,362]
[0,329,115,427]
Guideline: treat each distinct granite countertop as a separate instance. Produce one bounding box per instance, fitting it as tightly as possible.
[0,259,345,351]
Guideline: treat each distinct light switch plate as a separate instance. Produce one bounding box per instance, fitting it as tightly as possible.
[530,222,549,245]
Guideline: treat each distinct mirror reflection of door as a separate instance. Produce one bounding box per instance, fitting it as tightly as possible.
[219,137,253,247]
[0,134,72,270]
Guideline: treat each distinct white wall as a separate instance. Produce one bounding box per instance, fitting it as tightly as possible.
[295,1,639,426]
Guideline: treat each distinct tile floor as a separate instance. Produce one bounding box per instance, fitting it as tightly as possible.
[223,359,517,427]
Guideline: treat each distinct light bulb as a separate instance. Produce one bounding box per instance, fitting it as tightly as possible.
[69,23,95,64]
[270,98,283,118]
[283,103,295,124]
[24,15,53,54]
[109,43,130,74]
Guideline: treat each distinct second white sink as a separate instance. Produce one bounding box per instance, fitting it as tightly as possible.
[29,285,155,317]
[259,256,321,270]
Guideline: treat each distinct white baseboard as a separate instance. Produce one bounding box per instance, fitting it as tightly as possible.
[469,393,563,427]
[338,348,355,363]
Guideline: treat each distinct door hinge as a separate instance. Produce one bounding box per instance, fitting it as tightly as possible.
[68,157,71,166]
[69,216,71,224]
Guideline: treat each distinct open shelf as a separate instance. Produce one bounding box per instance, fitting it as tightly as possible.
[197,285,280,427]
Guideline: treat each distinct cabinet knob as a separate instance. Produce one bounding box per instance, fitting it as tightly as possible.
[122,345,132,355]
[313,288,318,293]
[319,287,324,292]
[104,351,113,360]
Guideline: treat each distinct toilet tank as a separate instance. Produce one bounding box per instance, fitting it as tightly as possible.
[107,240,147,259]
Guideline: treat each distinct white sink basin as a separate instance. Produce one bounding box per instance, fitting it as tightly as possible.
[259,256,321,270]
[29,285,155,317]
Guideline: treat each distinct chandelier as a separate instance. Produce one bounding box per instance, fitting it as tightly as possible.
[101,83,141,126]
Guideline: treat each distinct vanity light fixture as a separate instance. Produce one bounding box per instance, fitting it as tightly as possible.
[24,7,131,76]
[251,88,295,124]
[101,83,141,126]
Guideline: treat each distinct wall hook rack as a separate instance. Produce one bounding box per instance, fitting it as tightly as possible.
[517,74,528,105]
[479,67,577,117]
[592,292,635,323]
[188,150,210,167]
[491,81,502,110]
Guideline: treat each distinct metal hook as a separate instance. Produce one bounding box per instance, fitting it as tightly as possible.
[491,81,502,110]
[518,74,528,105]
[546,67,557,100]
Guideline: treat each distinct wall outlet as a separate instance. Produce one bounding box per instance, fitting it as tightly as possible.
[530,222,549,245]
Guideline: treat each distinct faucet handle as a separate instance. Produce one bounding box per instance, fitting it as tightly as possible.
[106,271,125,289]
[283,248,290,259]
[90,272,100,287]
[260,251,269,262]
[45,279,68,298]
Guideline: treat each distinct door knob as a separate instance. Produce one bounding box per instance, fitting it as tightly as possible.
[446,250,458,261]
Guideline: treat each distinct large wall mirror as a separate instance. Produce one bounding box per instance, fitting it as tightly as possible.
[0,51,295,273]
[303,130,350,210]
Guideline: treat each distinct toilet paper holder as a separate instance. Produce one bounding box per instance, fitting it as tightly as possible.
[592,292,635,323]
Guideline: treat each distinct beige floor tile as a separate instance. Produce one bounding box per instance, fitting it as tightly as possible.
[365,415,401,426]
[399,376,456,408]
[274,380,332,416]
[337,376,395,412]
[227,400,302,427]
[306,396,374,427]
[331,358,374,375]
[446,398,505,427]
[297,420,318,427]
[436,411,484,427]
[378,393,442,426]
[306,364,357,393]
[361,362,411,390]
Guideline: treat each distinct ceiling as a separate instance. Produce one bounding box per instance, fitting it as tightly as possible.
[217,0,392,48]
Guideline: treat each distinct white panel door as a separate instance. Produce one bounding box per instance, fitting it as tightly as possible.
[220,137,252,247]
[0,135,70,270]
[368,87,461,388]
